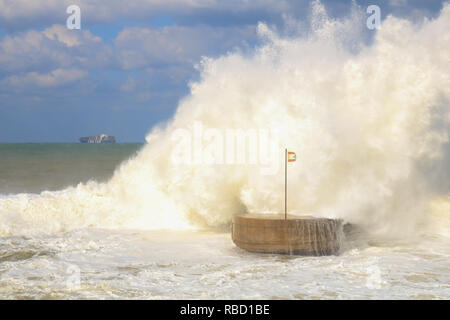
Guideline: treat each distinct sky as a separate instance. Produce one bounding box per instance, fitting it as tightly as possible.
[0,0,446,142]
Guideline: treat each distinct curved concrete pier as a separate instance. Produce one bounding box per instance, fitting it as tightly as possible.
[232,214,343,256]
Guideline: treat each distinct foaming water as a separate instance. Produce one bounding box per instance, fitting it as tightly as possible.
[1,3,449,238]
[0,229,448,299]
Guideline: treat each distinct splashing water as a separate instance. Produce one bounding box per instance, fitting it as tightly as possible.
[0,2,449,239]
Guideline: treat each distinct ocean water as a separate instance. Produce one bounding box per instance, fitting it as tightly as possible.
[0,144,448,299]
[0,143,143,194]
[1,2,450,299]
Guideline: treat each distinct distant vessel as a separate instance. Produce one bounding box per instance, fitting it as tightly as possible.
[79,134,116,144]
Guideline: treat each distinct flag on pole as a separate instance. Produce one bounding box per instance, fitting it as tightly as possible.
[285,149,296,220]
[287,151,296,162]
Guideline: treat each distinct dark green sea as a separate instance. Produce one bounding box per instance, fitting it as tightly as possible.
[0,143,144,194]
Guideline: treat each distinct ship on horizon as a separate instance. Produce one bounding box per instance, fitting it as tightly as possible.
[79,134,116,144]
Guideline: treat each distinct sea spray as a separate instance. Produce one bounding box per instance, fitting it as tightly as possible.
[0,1,449,238]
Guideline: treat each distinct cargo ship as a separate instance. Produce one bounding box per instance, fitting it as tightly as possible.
[79,134,116,144]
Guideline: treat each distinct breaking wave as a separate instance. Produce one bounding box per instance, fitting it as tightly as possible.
[1,1,449,238]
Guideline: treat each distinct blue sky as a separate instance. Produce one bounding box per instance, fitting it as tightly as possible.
[0,0,446,142]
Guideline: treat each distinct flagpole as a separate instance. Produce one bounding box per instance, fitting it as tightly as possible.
[285,148,287,220]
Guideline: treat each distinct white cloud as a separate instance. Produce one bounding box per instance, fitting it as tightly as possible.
[3,68,88,87]
[115,25,256,70]
[390,0,408,7]
[0,22,256,93]
[43,24,102,47]
[0,24,112,73]
[0,0,290,29]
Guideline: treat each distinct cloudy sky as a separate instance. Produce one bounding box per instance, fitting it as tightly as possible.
[0,0,446,142]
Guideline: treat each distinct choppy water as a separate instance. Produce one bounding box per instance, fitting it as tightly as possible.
[0,229,448,299]
[0,144,448,299]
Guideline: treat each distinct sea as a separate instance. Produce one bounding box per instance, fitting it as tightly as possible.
[0,143,448,299]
